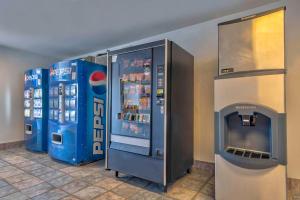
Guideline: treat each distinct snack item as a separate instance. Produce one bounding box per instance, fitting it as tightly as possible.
[122,74,129,82]
[136,85,144,95]
[144,71,151,81]
[123,59,130,68]
[129,73,136,82]
[136,73,144,81]
[144,85,151,95]
[144,59,151,67]
[122,122,129,130]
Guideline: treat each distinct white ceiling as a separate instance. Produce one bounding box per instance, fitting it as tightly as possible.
[0,0,278,59]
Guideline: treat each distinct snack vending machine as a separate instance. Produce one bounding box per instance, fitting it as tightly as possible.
[106,39,194,190]
[48,59,106,165]
[24,68,49,152]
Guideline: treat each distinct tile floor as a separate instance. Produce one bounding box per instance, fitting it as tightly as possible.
[0,147,215,200]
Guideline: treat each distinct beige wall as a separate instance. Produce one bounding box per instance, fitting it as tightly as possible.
[286,0,300,179]
[0,46,56,144]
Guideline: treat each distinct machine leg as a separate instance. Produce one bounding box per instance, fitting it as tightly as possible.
[187,168,192,174]
[115,171,119,178]
[162,185,168,193]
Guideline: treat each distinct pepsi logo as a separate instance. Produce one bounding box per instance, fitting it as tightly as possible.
[89,71,106,94]
[25,74,38,81]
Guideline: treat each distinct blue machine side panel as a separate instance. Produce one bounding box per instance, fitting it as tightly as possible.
[85,62,106,162]
[24,68,48,152]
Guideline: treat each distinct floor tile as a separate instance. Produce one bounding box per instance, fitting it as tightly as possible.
[47,175,74,187]
[49,163,69,170]
[0,179,8,188]
[144,183,164,194]
[42,160,63,168]
[1,156,29,165]
[0,147,217,200]
[36,157,52,164]
[80,173,104,184]
[25,154,46,161]
[200,181,214,197]
[0,168,23,179]
[0,185,17,198]
[38,170,65,181]
[194,192,215,200]
[32,188,68,200]
[0,192,29,200]
[0,166,17,173]
[95,177,123,190]
[22,163,44,172]
[61,180,89,194]
[94,191,125,200]
[30,166,55,176]
[174,176,206,191]
[16,161,36,168]
[186,170,213,183]
[69,170,93,179]
[4,173,34,184]
[61,196,81,200]
[102,171,131,182]
[21,182,53,198]
[0,160,9,168]
[12,177,43,190]
[158,196,176,200]
[0,166,24,179]
[128,190,161,200]
[60,166,81,174]
[127,177,151,188]
[112,183,141,199]
[166,186,197,200]
[74,186,106,200]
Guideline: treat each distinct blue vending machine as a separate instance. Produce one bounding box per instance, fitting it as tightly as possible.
[48,59,106,165]
[24,68,49,152]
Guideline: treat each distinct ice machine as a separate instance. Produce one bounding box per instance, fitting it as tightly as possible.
[215,8,286,200]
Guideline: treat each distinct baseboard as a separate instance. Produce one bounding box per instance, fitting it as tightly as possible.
[193,160,215,174]
[0,141,24,150]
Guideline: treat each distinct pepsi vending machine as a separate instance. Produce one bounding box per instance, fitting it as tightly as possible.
[24,68,49,152]
[48,59,106,165]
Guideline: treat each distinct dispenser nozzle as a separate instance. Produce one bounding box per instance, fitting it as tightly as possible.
[240,115,256,126]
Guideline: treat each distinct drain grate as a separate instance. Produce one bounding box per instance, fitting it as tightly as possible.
[226,147,270,159]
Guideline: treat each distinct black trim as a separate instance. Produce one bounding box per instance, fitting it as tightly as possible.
[215,69,285,80]
[108,40,165,56]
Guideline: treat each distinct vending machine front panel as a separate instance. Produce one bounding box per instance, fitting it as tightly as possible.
[48,59,106,165]
[110,49,152,156]
[24,68,48,152]
[48,62,80,164]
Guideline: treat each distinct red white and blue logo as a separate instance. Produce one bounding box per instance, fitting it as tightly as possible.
[89,71,106,95]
